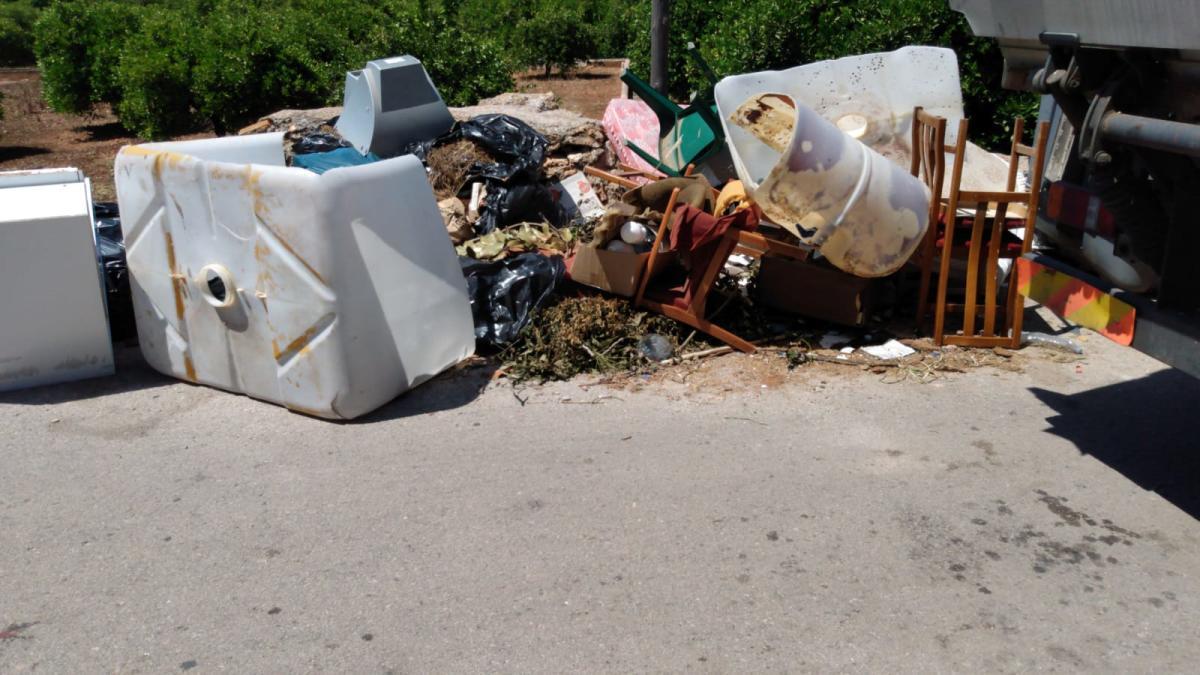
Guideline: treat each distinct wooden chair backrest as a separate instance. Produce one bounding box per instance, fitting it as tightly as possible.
[909,106,949,221]
[935,117,1050,347]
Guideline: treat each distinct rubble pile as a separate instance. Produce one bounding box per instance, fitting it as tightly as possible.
[4,49,1093,420]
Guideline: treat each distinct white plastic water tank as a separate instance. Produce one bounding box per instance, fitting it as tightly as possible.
[0,168,114,391]
[114,133,475,419]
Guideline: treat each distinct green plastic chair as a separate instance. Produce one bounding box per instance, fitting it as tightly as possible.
[621,43,725,178]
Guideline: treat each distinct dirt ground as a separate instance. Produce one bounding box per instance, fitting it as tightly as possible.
[0,69,213,201]
[515,60,625,120]
[0,63,622,201]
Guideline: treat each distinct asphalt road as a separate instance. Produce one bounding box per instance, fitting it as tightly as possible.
[2,334,1199,673]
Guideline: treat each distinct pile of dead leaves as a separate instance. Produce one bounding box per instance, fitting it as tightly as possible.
[500,295,682,381]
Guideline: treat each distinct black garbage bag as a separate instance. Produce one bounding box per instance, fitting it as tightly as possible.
[400,114,563,235]
[291,131,351,155]
[456,114,548,183]
[93,202,137,341]
[481,181,563,235]
[460,252,565,348]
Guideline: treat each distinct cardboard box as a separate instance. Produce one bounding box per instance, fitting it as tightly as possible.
[755,255,875,326]
[568,244,676,297]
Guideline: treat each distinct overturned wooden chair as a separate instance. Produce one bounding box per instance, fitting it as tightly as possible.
[632,187,758,352]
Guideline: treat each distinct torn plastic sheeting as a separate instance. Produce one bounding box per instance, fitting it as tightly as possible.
[1022,331,1084,355]
[460,252,566,348]
[291,132,351,155]
[291,146,381,175]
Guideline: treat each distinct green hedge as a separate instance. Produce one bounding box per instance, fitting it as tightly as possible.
[32,0,1032,148]
[34,0,513,139]
[627,0,1037,150]
[0,1,39,66]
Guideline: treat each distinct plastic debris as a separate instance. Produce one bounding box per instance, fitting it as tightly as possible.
[335,55,455,158]
[1022,331,1084,355]
[637,334,674,361]
[93,202,136,341]
[291,131,351,155]
[819,332,851,349]
[860,339,917,360]
[291,146,380,174]
[460,253,566,348]
[552,171,606,222]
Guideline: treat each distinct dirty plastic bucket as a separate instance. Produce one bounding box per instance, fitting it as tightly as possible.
[115,133,475,419]
[743,100,931,277]
[715,47,961,277]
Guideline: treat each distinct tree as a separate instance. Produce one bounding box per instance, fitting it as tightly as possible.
[515,4,596,77]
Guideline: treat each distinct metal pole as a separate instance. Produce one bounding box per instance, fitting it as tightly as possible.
[1100,112,1200,158]
[651,0,670,94]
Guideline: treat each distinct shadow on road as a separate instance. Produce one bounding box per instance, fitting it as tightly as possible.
[1030,368,1200,520]
[0,343,172,405]
[353,362,499,424]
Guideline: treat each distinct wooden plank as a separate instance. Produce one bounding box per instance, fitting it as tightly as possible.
[735,230,810,261]
[584,165,638,189]
[955,190,1029,203]
[943,334,1011,348]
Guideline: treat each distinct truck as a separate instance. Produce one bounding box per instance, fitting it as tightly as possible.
[951,0,1200,376]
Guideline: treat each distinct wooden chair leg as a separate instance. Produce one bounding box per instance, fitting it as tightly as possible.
[916,225,937,331]
[933,223,956,346]
[634,187,681,307]
[646,299,757,354]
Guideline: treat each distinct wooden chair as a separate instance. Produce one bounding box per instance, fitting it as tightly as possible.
[633,187,758,353]
[910,106,948,330]
[584,164,811,353]
[932,117,1050,347]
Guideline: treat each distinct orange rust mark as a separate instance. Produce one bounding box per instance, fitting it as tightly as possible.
[183,355,197,381]
[275,323,322,365]
[119,145,157,158]
[255,223,327,286]
[283,403,332,419]
[164,232,188,321]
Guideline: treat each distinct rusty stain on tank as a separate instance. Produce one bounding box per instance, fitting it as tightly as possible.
[256,221,327,286]
[163,231,188,321]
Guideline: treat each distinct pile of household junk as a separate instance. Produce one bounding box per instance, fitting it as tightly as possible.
[0,48,1016,419]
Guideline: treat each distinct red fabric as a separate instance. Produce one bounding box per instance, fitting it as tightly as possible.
[667,204,758,252]
[646,205,759,310]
